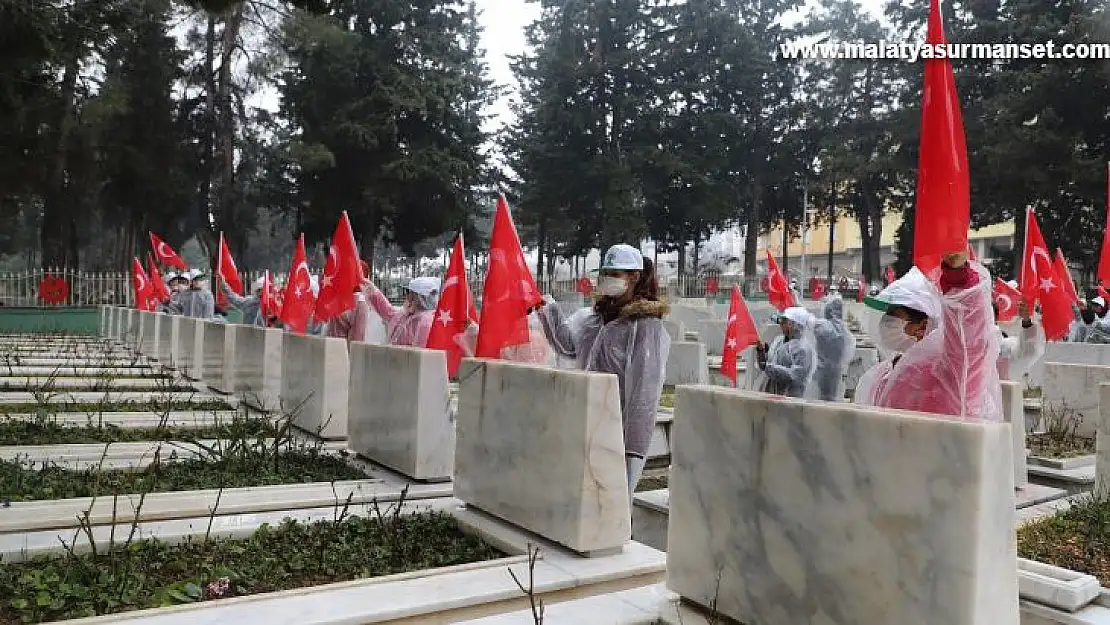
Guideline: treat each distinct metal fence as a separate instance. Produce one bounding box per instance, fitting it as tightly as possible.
[0,269,849,308]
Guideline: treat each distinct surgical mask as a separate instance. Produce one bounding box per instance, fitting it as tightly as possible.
[599,276,629,297]
[878,315,918,354]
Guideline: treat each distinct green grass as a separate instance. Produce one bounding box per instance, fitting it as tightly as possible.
[0,400,233,415]
[0,512,501,624]
[0,417,270,446]
[1018,494,1110,586]
[3,450,367,502]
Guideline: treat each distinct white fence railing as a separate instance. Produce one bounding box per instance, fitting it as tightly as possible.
[0,269,832,308]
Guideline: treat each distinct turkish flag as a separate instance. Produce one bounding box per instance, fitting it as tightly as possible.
[912,0,970,279]
[720,286,760,386]
[1099,163,1110,284]
[131,257,154,311]
[216,233,243,310]
[765,249,794,312]
[993,278,1021,323]
[426,235,479,377]
[1053,248,1080,305]
[475,194,543,358]
[576,276,593,296]
[809,277,825,300]
[857,277,867,303]
[146,254,171,303]
[280,234,315,334]
[1021,208,1072,341]
[314,212,364,322]
[149,232,187,271]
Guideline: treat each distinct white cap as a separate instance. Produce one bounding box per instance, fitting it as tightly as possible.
[1006,279,1018,289]
[872,267,941,320]
[165,272,178,282]
[779,306,814,330]
[252,276,266,292]
[1093,297,1106,308]
[406,276,441,298]
[600,244,644,271]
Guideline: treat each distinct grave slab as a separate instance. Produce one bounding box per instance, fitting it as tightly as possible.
[1044,363,1110,438]
[200,320,231,391]
[176,317,199,380]
[697,319,726,356]
[1004,380,1029,488]
[234,325,283,411]
[666,388,1018,625]
[664,341,708,386]
[280,333,349,439]
[157,313,179,366]
[454,358,630,555]
[140,311,160,358]
[348,343,454,481]
[1098,384,1110,492]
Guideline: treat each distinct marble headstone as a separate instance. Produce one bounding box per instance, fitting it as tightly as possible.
[176,317,197,379]
[348,343,453,481]
[1097,384,1110,492]
[1043,362,1110,438]
[662,320,685,343]
[1001,380,1027,488]
[157,313,179,367]
[139,312,160,360]
[665,341,708,386]
[234,325,283,411]
[1045,342,1110,367]
[280,333,349,439]
[454,358,630,554]
[666,387,1018,625]
[697,319,727,356]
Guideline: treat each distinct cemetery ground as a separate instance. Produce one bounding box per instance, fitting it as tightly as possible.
[0,332,504,624]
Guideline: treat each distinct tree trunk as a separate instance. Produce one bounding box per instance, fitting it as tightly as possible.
[743,184,761,278]
[41,50,81,269]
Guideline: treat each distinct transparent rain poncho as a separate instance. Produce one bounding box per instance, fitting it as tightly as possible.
[996,321,1045,381]
[366,282,435,348]
[808,295,857,401]
[455,311,556,367]
[537,298,671,459]
[856,263,1002,420]
[754,306,817,398]
[1087,315,1110,344]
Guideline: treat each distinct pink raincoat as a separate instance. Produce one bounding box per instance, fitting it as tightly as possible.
[325,293,371,342]
[857,262,1002,420]
[366,285,434,348]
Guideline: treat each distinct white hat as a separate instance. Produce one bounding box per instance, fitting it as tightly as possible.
[869,267,942,320]
[406,276,441,298]
[165,272,178,282]
[252,276,266,292]
[780,306,814,330]
[600,244,644,271]
[1093,296,1106,308]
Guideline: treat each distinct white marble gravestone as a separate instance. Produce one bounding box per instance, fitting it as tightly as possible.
[98,306,110,337]
[666,387,1018,625]
[697,319,727,356]
[176,317,197,379]
[454,358,630,554]
[1045,342,1110,367]
[1097,384,1110,492]
[123,309,141,345]
[234,325,283,411]
[348,343,453,481]
[1001,380,1027,488]
[664,341,708,386]
[139,311,160,359]
[1043,362,1110,438]
[157,313,179,367]
[199,321,238,394]
[112,307,125,341]
[662,320,685,343]
[280,333,349,439]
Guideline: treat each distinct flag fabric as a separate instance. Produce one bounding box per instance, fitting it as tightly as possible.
[279,234,315,334]
[1100,285,1110,302]
[993,278,1021,323]
[131,257,154,311]
[720,286,760,386]
[1099,163,1110,284]
[314,211,364,322]
[1053,248,1080,305]
[857,277,867,303]
[216,233,243,310]
[146,254,171,304]
[764,249,794,312]
[885,266,896,284]
[1020,208,1072,341]
[475,194,543,358]
[912,0,970,279]
[260,270,274,320]
[575,276,593,297]
[149,233,187,271]
[426,235,479,377]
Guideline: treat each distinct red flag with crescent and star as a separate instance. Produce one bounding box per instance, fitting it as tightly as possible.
[149,233,187,271]
[720,286,760,386]
[314,212,365,322]
[147,253,171,304]
[131,257,154,311]
[1020,208,1072,341]
[475,194,543,358]
[426,234,479,377]
[280,234,315,334]
[993,278,1020,323]
[764,249,794,312]
[216,233,243,310]
[1053,248,1080,306]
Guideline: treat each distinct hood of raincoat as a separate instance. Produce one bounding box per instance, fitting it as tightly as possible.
[865,267,942,358]
[823,296,844,321]
[406,277,441,311]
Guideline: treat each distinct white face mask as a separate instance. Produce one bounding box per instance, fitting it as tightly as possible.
[598,276,629,297]
[878,315,918,354]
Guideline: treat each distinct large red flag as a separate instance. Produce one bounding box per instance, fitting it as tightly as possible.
[280,234,315,334]
[131,258,154,311]
[1020,208,1072,341]
[1099,163,1110,284]
[1053,248,1080,305]
[993,278,1021,323]
[315,212,364,322]
[426,235,479,377]
[149,233,187,271]
[216,233,243,310]
[147,254,171,304]
[475,195,543,358]
[720,286,760,386]
[764,249,794,312]
[912,0,970,279]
